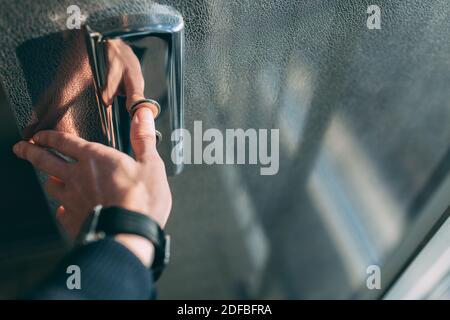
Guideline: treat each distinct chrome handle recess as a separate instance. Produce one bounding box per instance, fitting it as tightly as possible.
[85,8,184,175]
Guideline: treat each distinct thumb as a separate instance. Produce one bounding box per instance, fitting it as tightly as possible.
[130,107,157,162]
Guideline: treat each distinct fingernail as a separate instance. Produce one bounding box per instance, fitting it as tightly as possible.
[33,132,40,143]
[134,107,153,124]
[102,90,111,106]
[12,142,21,155]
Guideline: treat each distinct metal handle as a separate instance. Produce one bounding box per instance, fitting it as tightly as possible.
[85,9,184,175]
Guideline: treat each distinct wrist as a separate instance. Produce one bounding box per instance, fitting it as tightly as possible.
[114,234,155,268]
[78,205,170,280]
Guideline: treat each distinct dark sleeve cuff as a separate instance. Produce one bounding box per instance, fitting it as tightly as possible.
[28,238,155,300]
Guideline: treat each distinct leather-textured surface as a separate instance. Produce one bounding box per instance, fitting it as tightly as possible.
[1,0,450,298]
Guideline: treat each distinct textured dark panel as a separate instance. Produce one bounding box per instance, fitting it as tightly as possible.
[1,0,450,298]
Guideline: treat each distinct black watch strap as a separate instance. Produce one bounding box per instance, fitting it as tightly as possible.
[85,206,170,281]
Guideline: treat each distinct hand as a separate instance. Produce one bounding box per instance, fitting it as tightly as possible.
[13,107,172,266]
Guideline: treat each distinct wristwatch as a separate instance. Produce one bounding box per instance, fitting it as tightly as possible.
[77,205,170,281]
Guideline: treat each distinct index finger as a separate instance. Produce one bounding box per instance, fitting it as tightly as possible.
[32,130,88,160]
